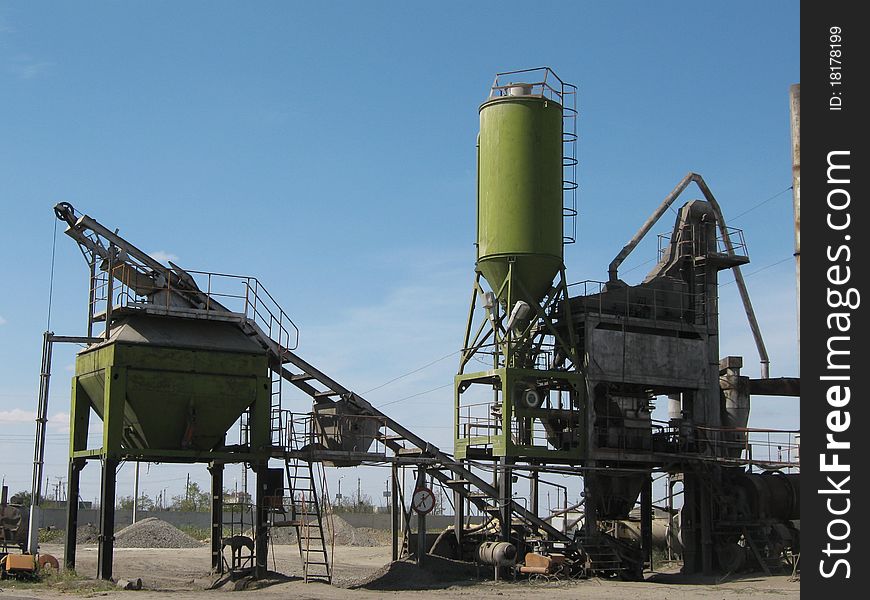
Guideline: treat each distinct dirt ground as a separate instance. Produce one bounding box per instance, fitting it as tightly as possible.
[1,543,800,599]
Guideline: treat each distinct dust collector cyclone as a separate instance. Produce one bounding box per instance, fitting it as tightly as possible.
[477,74,565,306]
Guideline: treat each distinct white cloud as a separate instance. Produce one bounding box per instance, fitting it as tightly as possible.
[7,55,54,80]
[0,315,6,325]
[48,411,71,433]
[0,409,71,431]
[0,408,34,423]
[149,250,179,263]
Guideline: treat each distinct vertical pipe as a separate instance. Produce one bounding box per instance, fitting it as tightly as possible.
[64,458,85,571]
[28,332,53,555]
[97,458,119,580]
[789,84,800,358]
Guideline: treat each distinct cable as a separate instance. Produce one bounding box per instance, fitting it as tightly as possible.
[616,186,790,279]
[720,257,793,287]
[728,185,793,223]
[362,350,460,395]
[375,383,453,409]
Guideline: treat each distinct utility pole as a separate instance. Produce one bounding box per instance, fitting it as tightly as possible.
[357,477,361,508]
[789,83,800,360]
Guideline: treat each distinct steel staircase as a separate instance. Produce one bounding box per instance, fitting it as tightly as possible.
[281,414,333,583]
[260,345,574,548]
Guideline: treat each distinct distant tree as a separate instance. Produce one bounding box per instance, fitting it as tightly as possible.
[332,493,375,514]
[169,481,210,512]
[117,494,155,511]
[222,488,251,505]
[10,490,32,507]
[432,485,447,516]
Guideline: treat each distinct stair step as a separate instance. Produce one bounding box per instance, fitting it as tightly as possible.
[289,373,315,382]
[446,479,470,486]
[314,390,339,398]
[397,447,424,455]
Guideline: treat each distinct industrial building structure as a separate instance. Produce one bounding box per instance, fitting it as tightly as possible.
[25,68,799,584]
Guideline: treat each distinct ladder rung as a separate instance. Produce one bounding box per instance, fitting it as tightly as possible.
[270,521,301,528]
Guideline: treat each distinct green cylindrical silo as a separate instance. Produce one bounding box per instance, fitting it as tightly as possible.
[477,89,564,306]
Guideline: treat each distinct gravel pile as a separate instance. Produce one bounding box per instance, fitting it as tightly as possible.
[114,518,202,548]
[262,514,390,547]
[331,515,391,547]
[263,525,297,545]
[76,523,100,544]
[343,556,478,590]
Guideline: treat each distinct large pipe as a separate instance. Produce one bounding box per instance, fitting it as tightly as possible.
[608,173,695,283]
[477,541,517,566]
[608,173,771,378]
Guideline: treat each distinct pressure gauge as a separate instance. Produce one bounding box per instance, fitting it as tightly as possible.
[411,487,436,515]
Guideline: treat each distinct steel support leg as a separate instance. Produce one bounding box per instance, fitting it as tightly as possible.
[453,472,465,557]
[641,475,653,571]
[700,481,713,575]
[97,458,118,580]
[64,458,85,571]
[530,469,539,517]
[254,466,269,578]
[391,463,399,562]
[416,467,427,566]
[498,458,512,542]
[209,462,224,574]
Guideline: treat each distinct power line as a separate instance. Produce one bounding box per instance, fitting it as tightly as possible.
[617,185,791,278]
[363,350,459,395]
[729,185,793,223]
[375,383,453,409]
[720,257,793,287]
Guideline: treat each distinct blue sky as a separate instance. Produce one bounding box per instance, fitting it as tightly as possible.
[0,1,799,509]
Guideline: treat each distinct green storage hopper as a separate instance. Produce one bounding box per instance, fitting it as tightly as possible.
[71,314,271,458]
[477,85,564,306]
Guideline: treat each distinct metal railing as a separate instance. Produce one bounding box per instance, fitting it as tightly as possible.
[657,225,749,264]
[696,425,800,469]
[566,279,705,326]
[273,410,390,458]
[488,67,579,245]
[91,261,299,352]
